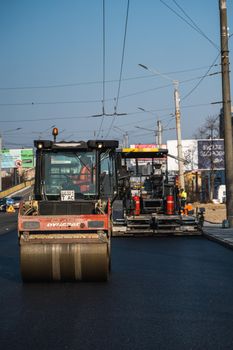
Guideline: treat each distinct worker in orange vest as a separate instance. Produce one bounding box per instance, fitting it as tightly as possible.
[79,163,91,192]
[74,156,94,193]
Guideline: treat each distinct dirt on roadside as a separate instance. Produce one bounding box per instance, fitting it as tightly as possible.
[191,202,226,224]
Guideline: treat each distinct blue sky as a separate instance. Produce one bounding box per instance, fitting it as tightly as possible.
[0,0,232,147]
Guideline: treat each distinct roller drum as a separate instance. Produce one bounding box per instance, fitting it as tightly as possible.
[20,243,109,282]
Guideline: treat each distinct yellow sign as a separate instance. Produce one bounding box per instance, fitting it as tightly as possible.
[7,205,15,213]
[121,148,159,153]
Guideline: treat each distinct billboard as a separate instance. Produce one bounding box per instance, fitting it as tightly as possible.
[167,139,225,171]
[167,140,198,171]
[131,144,167,149]
[1,149,34,169]
[198,140,225,170]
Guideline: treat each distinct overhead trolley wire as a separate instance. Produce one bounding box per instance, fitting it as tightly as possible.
[0,99,102,106]
[160,0,219,50]
[94,1,128,135]
[113,0,130,111]
[0,114,92,123]
[181,33,233,101]
[182,53,221,101]
[97,0,106,138]
[117,102,217,128]
[0,101,215,125]
[102,0,106,113]
[159,0,228,101]
[0,71,219,108]
[105,0,130,137]
[118,71,220,100]
[0,64,219,91]
[171,0,219,50]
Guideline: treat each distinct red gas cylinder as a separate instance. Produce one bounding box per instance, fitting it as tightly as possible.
[133,195,140,216]
[166,195,174,215]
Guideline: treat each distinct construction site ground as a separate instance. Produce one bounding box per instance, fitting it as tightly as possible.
[191,203,233,251]
[192,202,226,224]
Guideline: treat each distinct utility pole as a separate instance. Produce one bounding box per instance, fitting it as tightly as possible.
[174,81,185,189]
[219,0,233,226]
[157,120,162,146]
[0,134,2,191]
[138,65,185,188]
[123,132,129,148]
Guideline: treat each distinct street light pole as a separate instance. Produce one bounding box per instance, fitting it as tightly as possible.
[157,120,162,147]
[138,64,185,188]
[174,81,185,189]
[0,134,2,191]
[113,126,129,148]
[137,107,159,145]
[123,132,129,148]
[219,0,233,226]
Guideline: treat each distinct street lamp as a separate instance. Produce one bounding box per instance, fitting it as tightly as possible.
[135,122,158,144]
[135,124,175,144]
[137,107,163,146]
[138,64,185,189]
[113,126,129,147]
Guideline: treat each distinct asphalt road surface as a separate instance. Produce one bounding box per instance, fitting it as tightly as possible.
[0,221,233,350]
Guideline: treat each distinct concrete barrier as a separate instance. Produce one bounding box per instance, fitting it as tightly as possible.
[0,180,34,199]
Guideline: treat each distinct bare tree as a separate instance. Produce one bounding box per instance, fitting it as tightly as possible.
[193,115,219,139]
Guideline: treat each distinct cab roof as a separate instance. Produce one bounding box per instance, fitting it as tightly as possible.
[118,147,168,159]
[34,140,119,151]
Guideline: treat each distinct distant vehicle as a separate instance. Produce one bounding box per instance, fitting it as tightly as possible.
[11,196,23,209]
[0,197,15,212]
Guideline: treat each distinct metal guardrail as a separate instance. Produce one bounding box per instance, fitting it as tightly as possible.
[0,180,34,199]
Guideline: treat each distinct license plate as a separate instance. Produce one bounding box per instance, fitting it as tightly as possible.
[60,190,75,201]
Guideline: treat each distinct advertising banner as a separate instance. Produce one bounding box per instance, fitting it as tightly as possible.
[197,139,225,170]
[1,149,34,169]
[167,140,198,171]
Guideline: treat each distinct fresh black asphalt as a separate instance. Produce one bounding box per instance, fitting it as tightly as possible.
[0,223,233,349]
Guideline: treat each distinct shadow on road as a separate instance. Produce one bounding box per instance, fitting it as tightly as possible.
[0,229,21,283]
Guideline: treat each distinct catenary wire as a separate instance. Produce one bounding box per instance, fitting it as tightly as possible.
[181,33,233,101]
[97,0,106,138]
[0,101,216,124]
[0,114,94,123]
[117,102,216,128]
[171,0,219,50]
[182,53,220,101]
[160,0,219,50]
[105,0,130,137]
[0,71,219,107]
[118,72,219,100]
[0,64,219,91]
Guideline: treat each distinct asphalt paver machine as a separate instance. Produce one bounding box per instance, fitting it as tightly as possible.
[18,133,118,281]
[113,146,201,235]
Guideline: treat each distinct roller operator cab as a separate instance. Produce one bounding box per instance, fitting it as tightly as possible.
[18,138,118,282]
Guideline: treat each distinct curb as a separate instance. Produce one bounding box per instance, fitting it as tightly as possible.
[203,229,233,251]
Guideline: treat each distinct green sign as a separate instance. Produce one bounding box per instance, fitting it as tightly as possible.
[1,148,34,169]
[21,149,34,168]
